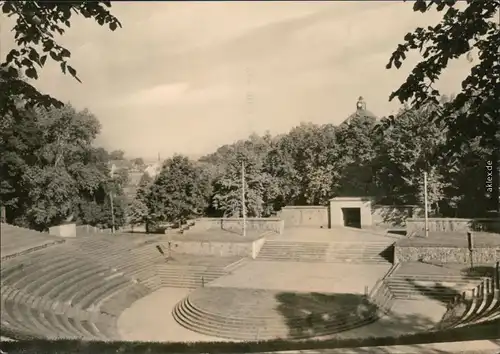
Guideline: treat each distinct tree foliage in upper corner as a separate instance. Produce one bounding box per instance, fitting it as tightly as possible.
[0,1,121,117]
[386,0,500,155]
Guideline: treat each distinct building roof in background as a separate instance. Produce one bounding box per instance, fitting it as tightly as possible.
[109,159,134,170]
[128,171,144,187]
[144,162,161,178]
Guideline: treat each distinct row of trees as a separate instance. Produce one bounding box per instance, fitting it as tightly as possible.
[3,99,493,232]
[1,104,128,230]
[130,99,497,232]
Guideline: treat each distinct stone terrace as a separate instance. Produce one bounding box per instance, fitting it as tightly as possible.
[0,223,65,260]
[397,232,500,248]
[161,229,265,243]
[270,227,398,243]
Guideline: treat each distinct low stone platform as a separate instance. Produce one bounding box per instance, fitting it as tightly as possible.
[172,286,379,340]
[162,229,265,242]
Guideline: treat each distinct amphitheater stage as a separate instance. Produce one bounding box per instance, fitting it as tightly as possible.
[209,261,391,294]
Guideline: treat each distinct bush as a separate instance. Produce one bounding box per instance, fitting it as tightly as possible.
[1,319,498,354]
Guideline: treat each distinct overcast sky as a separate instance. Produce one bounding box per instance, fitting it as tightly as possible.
[1,1,472,160]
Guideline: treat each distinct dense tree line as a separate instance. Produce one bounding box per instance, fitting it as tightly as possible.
[130,100,496,232]
[0,104,128,231]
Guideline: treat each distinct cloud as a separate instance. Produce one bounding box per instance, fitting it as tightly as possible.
[123,83,190,107]
[0,2,473,159]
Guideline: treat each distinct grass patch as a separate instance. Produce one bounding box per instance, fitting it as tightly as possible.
[1,319,498,354]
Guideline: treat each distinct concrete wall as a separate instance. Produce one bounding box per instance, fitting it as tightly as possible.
[407,218,500,235]
[276,202,422,229]
[190,217,284,234]
[75,224,113,236]
[252,236,267,259]
[48,223,76,238]
[395,245,499,264]
[164,237,266,258]
[278,206,329,228]
[372,205,423,228]
[329,197,373,227]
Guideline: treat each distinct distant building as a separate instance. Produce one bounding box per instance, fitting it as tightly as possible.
[341,96,378,126]
[108,159,144,199]
[144,161,162,179]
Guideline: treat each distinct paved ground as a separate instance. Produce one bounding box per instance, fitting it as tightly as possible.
[117,287,234,342]
[210,261,391,294]
[270,227,398,244]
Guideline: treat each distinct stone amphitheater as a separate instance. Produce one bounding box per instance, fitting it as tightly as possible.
[0,221,499,353]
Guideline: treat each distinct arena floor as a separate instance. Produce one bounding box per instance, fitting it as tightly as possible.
[118,228,400,341]
[117,287,235,342]
[118,261,391,342]
[209,261,391,293]
[117,288,447,342]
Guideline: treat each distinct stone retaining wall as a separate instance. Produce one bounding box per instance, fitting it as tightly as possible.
[277,204,422,229]
[395,246,499,264]
[191,217,284,234]
[165,237,266,258]
[407,218,500,235]
[48,223,77,238]
[278,206,329,228]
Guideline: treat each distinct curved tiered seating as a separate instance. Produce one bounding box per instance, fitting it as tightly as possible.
[0,227,168,340]
[436,270,500,330]
[439,294,499,329]
[156,264,227,289]
[172,287,386,341]
[385,274,483,301]
[0,224,238,340]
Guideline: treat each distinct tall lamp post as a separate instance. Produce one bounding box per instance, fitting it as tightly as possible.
[423,171,429,238]
[110,164,116,233]
[241,161,247,237]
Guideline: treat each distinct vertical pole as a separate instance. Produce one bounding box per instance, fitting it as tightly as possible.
[424,172,429,238]
[110,191,116,233]
[467,231,474,271]
[469,249,474,270]
[242,161,247,237]
[495,262,500,291]
[109,165,116,234]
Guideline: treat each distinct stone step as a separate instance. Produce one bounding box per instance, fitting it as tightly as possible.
[172,296,382,341]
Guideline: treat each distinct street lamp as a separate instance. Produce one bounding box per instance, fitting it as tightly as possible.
[109,164,116,233]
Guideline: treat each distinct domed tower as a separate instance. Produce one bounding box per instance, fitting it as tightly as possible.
[341,96,377,126]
